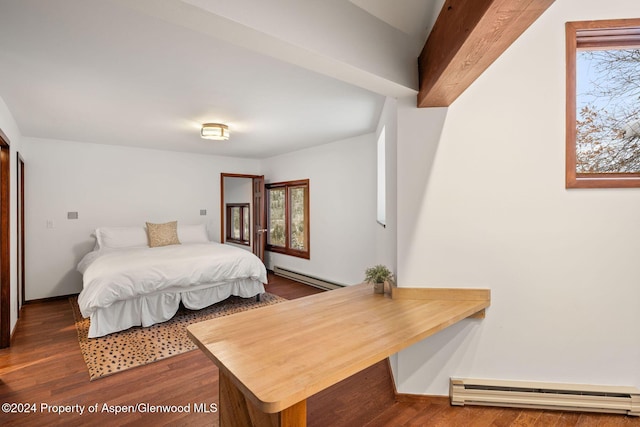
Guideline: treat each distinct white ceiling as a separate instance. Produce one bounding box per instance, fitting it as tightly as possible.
[0,0,442,158]
[349,0,445,40]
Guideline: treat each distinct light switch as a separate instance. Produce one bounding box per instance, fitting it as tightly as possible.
[46,220,54,229]
[200,209,207,216]
[67,212,78,219]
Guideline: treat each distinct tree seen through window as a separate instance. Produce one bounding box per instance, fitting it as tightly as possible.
[576,48,640,173]
[266,180,309,259]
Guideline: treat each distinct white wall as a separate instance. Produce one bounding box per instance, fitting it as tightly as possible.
[261,133,377,286]
[0,95,24,334]
[394,0,640,395]
[25,138,260,300]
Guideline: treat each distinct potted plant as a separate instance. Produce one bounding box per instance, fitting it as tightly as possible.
[364,265,394,294]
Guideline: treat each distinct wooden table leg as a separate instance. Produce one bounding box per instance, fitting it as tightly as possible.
[219,370,307,427]
[279,400,306,427]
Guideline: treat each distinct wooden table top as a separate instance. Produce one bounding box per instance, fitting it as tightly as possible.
[187,283,489,413]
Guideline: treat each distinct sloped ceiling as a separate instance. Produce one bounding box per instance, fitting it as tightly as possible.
[349,0,445,41]
[0,0,442,158]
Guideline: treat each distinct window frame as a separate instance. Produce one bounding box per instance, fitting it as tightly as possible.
[566,19,640,188]
[376,126,386,227]
[225,203,250,246]
[265,179,310,259]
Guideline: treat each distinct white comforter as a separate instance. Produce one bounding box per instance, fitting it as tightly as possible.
[77,242,268,317]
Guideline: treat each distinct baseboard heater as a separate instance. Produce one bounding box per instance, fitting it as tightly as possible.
[451,378,640,416]
[272,266,344,291]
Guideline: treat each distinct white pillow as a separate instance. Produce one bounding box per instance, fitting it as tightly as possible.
[178,224,209,243]
[95,226,148,249]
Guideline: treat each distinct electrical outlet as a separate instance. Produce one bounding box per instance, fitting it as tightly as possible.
[46,220,54,229]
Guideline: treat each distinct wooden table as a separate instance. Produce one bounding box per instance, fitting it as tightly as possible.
[187,283,490,427]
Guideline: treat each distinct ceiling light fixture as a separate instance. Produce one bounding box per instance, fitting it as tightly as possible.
[201,123,229,140]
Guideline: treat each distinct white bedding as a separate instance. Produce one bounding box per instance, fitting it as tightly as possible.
[77,242,268,319]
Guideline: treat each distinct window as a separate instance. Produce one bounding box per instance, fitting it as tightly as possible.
[377,126,386,226]
[266,179,309,259]
[566,20,640,188]
[226,203,250,245]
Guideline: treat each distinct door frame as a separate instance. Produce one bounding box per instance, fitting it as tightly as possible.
[17,153,25,314]
[220,173,265,261]
[0,129,10,348]
[252,176,265,262]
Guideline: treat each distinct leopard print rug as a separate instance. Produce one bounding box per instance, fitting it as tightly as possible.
[69,293,285,381]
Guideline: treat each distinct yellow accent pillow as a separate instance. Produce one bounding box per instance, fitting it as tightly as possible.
[146,221,181,248]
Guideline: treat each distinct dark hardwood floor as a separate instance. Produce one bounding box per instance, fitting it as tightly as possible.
[0,273,637,426]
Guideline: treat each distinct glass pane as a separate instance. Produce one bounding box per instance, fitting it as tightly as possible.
[289,186,306,251]
[243,207,250,242]
[231,207,241,240]
[576,48,640,173]
[268,188,285,247]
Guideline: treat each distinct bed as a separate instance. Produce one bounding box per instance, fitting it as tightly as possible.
[77,223,267,338]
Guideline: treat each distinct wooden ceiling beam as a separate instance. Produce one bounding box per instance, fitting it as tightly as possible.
[417,0,555,108]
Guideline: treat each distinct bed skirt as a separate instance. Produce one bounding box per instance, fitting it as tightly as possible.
[87,278,265,338]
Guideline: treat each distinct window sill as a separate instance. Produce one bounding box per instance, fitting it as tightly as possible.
[267,246,310,260]
[227,239,250,246]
